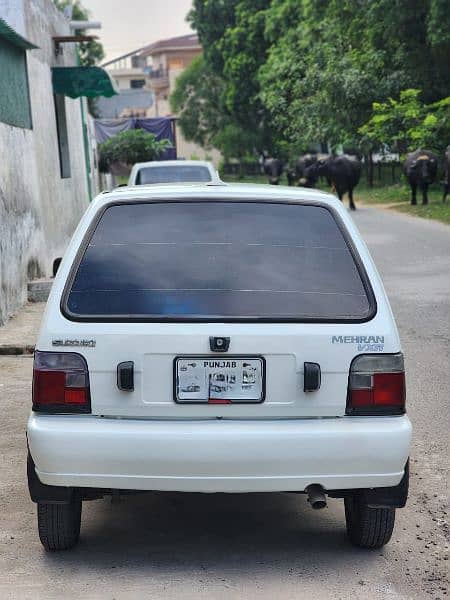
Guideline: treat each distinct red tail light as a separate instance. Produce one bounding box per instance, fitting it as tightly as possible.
[33,351,91,413]
[347,353,405,415]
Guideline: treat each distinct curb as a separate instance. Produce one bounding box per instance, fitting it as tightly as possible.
[0,345,35,356]
[28,279,52,303]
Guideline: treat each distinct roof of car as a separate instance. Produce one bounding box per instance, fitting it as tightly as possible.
[96,182,338,208]
[132,160,215,169]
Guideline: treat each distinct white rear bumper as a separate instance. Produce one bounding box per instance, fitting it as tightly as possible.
[28,415,412,493]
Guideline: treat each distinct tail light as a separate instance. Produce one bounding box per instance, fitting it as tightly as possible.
[347,353,405,415]
[33,351,91,413]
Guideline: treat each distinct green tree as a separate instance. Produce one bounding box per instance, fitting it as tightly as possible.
[212,124,260,163]
[359,89,450,156]
[98,130,172,173]
[170,56,228,148]
[188,0,240,73]
[170,55,267,159]
[187,0,275,155]
[259,0,450,153]
[53,0,105,67]
[216,2,271,128]
[180,0,450,160]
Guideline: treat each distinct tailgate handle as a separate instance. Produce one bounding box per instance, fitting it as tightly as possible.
[117,361,134,391]
[304,362,321,392]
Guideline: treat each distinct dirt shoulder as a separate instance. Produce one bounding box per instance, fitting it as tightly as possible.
[356,184,450,225]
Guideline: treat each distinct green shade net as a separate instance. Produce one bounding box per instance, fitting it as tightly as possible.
[0,18,38,49]
[52,66,118,99]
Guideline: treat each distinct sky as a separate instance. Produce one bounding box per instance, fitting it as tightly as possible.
[82,0,194,63]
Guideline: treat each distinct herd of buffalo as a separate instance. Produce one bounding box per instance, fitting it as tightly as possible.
[262,145,450,210]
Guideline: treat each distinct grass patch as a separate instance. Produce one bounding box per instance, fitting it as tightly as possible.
[394,201,450,224]
[356,182,443,206]
[356,183,410,205]
[356,182,449,224]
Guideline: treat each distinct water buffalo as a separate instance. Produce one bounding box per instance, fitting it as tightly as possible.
[403,149,438,205]
[443,146,450,203]
[263,157,284,185]
[286,167,297,186]
[315,154,361,210]
[292,153,332,187]
[295,154,320,187]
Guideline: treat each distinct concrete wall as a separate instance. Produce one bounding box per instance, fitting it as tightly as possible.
[0,0,92,324]
[97,88,154,118]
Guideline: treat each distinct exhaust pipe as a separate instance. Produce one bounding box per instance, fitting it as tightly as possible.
[306,485,327,510]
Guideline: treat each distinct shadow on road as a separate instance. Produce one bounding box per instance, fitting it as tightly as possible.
[42,492,382,571]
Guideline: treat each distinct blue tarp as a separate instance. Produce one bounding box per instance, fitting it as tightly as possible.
[94,117,176,159]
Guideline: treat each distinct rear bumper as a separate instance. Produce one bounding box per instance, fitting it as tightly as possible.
[27,414,412,493]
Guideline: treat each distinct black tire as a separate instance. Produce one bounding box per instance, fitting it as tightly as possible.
[37,500,82,551]
[345,496,395,549]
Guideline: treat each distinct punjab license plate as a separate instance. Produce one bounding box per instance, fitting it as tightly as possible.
[175,357,265,404]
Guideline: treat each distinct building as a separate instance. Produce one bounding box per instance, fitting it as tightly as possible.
[144,33,201,117]
[99,45,154,118]
[96,87,153,118]
[102,45,151,91]
[0,0,113,324]
[144,34,220,164]
[102,34,221,165]
[101,34,201,117]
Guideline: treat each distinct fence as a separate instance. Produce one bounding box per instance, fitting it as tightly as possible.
[222,160,404,185]
[364,161,403,186]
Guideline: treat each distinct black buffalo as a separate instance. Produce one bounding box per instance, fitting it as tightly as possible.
[403,149,438,205]
[263,157,284,185]
[315,154,361,210]
[295,154,320,187]
[286,167,297,186]
[443,146,450,203]
[291,153,332,187]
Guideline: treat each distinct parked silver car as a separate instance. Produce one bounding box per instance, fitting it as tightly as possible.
[128,160,221,185]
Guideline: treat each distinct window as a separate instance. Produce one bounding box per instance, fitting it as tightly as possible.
[0,36,32,128]
[136,166,212,184]
[64,201,375,322]
[54,94,71,178]
[130,79,145,89]
[131,55,146,69]
[169,59,183,70]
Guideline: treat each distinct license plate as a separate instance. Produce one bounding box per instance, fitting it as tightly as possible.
[175,357,265,403]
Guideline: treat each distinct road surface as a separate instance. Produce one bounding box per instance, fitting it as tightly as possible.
[0,206,448,599]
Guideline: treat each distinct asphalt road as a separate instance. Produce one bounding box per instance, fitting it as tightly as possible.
[0,205,449,600]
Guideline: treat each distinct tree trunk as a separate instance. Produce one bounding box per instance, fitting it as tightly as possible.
[366,153,374,188]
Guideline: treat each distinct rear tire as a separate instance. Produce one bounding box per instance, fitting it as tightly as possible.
[37,499,82,551]
[345,496,395,549]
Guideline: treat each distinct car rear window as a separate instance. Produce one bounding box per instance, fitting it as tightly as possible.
[136,165,212,184]
[64,201,375,322]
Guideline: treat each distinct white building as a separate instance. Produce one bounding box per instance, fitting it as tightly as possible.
[0,0,113,324]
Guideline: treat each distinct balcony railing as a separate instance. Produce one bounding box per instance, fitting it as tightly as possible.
[150,68,169,79]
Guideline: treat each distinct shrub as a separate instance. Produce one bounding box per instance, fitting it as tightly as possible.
[99,129,172,173]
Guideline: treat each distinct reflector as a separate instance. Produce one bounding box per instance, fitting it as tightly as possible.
[32,351,91,413]
[347,353,405,415]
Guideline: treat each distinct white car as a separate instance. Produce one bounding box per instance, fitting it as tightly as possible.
[27,183,411,551]
[128,160,220,186]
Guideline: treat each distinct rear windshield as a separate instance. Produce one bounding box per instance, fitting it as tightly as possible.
[64,201,374,322]
[136,165,212,184]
